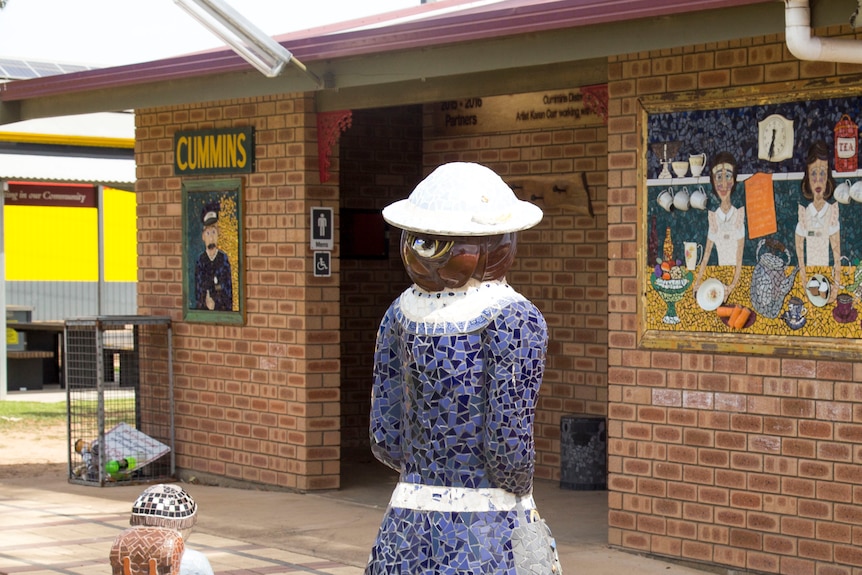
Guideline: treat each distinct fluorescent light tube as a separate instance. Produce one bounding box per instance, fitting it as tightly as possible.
[174,0,293,78]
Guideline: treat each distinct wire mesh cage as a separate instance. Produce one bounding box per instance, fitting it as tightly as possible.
[65,316,174,486]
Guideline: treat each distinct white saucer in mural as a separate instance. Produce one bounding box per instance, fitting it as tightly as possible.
[805,274,831,308]
[696,278,725,311]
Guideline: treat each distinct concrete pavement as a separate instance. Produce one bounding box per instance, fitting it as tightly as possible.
[1,388,712,574]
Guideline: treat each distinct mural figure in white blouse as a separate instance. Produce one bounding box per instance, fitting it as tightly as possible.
[693,151,746,299]
[795,140,841,301]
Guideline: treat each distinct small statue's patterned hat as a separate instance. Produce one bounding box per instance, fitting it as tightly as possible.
[130,484,198,534]
[382,162,543,236]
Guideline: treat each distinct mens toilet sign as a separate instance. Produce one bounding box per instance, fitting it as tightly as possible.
[311,207,333,277]
[310,207,333,251]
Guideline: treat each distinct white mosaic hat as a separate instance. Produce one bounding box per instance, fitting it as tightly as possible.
[382,162,543,236]
[130,484,198,535]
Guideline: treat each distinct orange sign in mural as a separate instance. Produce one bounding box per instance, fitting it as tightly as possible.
[744,172,777,239]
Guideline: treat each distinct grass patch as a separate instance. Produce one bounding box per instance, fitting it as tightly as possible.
[0,401,66,430]
[0,399,134,431]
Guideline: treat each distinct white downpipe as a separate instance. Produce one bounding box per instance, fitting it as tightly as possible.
[785,0,862,64]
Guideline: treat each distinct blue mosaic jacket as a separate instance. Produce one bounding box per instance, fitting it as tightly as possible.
[370,283,547,495]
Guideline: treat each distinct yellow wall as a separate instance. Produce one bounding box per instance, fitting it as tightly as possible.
[4,187,137,282]
[103,187,137,282]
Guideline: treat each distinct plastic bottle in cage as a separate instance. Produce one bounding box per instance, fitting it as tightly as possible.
[106,457,137,479]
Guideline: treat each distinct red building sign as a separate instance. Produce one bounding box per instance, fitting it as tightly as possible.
[5,182,98,208]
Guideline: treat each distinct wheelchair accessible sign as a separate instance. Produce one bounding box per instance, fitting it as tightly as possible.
[311,207,333,277]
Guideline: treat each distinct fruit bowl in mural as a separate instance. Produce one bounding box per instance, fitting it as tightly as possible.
[650,272,693,324]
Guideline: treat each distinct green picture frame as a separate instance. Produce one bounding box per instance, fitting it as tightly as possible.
[182,178,244,324]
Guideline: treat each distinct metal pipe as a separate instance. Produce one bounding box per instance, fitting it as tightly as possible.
[786,0,862,64]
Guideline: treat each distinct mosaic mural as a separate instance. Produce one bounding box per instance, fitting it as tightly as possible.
[645,96,862,340]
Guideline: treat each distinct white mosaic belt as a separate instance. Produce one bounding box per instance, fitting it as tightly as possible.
[389,482,535,513]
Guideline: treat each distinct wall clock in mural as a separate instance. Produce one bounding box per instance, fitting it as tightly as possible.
[758,114,794,162]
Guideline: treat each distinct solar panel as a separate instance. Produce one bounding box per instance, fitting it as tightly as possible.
[0,57,97,80]
[0,63,35,79]
[28,62,63,76]
[58,63,91,73]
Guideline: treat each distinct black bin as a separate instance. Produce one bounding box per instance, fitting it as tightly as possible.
[560,415,607,490]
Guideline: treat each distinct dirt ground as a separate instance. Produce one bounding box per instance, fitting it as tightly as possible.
[0,421,68,479]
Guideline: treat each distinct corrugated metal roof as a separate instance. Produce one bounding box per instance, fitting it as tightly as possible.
[0,154,135,188]
[0,0,772,103]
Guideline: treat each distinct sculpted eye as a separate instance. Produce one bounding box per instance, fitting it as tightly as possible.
[409,234,453,259]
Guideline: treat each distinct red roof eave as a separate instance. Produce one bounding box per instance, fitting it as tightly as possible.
[0,0,770,103]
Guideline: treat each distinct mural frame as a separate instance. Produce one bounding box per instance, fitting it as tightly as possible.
[181,178,245,325]
[638,79,862,359]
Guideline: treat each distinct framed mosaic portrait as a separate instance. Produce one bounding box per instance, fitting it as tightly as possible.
[639,81,862,359]
[181,178,244,325]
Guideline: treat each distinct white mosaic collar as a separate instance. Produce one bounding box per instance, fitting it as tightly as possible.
[398,279,522,330]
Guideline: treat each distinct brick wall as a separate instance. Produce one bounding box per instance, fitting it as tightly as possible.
[339,106,422,455]
[134,91,607,489]
[608,27,862,573]
[422,102,609,481]
[136,94,342,491]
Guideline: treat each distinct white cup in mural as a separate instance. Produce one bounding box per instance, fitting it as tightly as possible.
[689,186,708,210]
[689,153,706,177]
[673,187,690,211]
[657,189,674,211]
[672,161,689,178]
[684,241,703,271]
[851,180,862,203]
[835,180,851,204]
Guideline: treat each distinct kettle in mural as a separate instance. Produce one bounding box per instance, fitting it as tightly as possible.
[750,238,798,319]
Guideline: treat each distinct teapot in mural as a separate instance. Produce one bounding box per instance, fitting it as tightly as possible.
[749,238,798,319]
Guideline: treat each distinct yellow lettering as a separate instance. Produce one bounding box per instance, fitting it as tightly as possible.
[223,134,234,167]
[176,130,251,172]
[187,136,197,170]
[222,134,231,167]
[176,137,188,171]
[236,132,247,168]
[196,136,209,169]
[208,135,222,168]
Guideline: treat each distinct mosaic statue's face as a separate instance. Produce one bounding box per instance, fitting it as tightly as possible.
[400,231,516,291]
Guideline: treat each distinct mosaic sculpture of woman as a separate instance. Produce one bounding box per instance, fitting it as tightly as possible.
[366,162,561,574]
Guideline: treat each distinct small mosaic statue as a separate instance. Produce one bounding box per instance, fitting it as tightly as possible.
[124,484,214,575]
[366,162,562,574]
[110,526,184,575]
